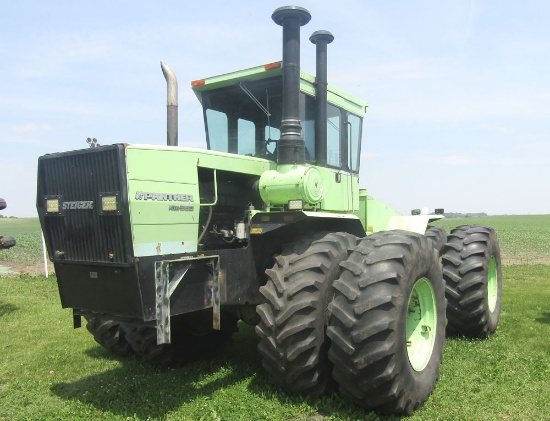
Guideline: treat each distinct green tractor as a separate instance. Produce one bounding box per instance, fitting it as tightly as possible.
[36,6,502,415]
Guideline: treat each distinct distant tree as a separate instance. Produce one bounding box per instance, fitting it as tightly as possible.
[444,212,488,218]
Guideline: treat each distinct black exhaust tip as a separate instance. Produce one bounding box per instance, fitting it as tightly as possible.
[272,6,311,165]
[272,5,311,26]
[310,30,334,166]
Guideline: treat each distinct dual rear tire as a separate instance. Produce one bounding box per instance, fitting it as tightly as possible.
[442,225,502,337]
[124,311,238,365]
[255,231,357,396]
[84,316,134,357]
[327,230,446,415]
[257,230,447,415]
[84,311,238,365]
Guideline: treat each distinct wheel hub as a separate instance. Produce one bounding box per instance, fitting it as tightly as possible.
[406,278,437,371]
[487,256,498,313]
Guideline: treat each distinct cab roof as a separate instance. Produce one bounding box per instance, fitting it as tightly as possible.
[191,61,368,116]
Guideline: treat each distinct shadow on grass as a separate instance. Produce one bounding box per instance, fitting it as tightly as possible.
[535,312,550,325]
[51,323,385,420]
[0,300,19,317]
[51,355,250,419]
[50,323,262,419]
[246,372,384,421]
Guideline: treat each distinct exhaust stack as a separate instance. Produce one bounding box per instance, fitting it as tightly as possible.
[161,61,178,147]
[310,30,334,167]
[272,6,311,165]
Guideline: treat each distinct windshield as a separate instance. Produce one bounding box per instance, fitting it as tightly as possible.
[201,77,315,161]
[200,75,362,172]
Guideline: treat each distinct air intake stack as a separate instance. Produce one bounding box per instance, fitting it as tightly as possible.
[272,6,311,165]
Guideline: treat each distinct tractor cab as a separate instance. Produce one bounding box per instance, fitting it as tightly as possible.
[192,63,367,173]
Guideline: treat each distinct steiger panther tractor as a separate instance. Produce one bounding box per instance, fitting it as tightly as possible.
[36,5,502,415]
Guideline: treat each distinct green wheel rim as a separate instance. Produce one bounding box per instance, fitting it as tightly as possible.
[487,256,498,313]
[406,278,437,371]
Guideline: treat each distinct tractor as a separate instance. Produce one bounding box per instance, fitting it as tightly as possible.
[36,6,502,415]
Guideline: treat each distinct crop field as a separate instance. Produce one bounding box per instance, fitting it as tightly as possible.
[2,215,549,273]
[0,215,549,420]
[0,218,43,264]
[433,215,550,266]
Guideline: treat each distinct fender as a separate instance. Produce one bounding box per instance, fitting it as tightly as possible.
[387,214,444,234]
[250,210,366,237]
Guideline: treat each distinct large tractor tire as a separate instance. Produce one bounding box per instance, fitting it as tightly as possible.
[124,325,177,365]
[85,316,134,357]
[327,230,446,415]
[442,225,502,338]
[255,231,357,396]
[425,226,446,255]
[125,311,238,365]
[0,236,16,249]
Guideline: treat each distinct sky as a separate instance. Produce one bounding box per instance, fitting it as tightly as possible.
[1,0,549,217]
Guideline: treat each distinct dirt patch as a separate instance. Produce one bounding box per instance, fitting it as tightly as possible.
[0,260,55,277]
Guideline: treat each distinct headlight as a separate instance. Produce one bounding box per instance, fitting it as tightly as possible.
[288,199,304,211]
[46,198,60,213]
[99,192,120,214]
[45,197,61,214]
[101,195,118,212]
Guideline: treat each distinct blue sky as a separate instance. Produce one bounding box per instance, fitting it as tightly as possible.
[1,1,549,217]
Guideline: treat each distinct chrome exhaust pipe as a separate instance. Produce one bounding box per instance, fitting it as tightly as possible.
[161,61,178,147]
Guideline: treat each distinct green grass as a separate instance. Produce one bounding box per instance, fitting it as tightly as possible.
[1,267,548,420]
[1,215,549,419]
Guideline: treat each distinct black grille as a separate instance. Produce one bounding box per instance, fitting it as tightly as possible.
[37,145,133,264]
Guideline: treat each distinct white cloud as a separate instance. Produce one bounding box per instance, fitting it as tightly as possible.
[476,123,515,134]
[14,32,112,79]
[0,123,56,145]
[492,156,550,166]
[9,123,53,134]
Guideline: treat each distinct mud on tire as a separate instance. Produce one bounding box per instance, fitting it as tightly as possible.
[255,231,357,396]
[442,225,502,338]
[327,230,446,415]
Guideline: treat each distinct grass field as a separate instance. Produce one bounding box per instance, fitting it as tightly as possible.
[1,216,549,419]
